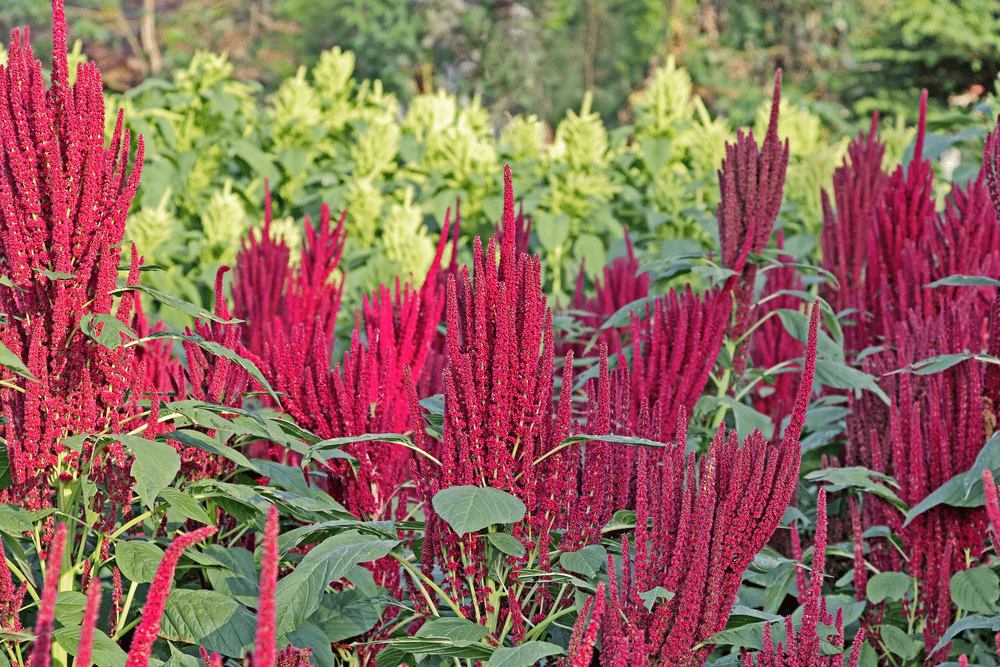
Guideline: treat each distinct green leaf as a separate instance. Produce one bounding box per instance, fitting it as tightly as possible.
[116,540,166,584]
[560,545,607,579]
[707,619,776,651]
[748,546,800,575]
[951,567,1000,615]
[865,572,912,604]
[559,434,672,450]
[157,488,213,526]
[79,313,137,350]
[432,486,526,536]
[926,274,1000,288]
[54,591,87,626]
[116,284,243,324]
[162,430,258,474]
[486,642,565,667]
[814,359,890,404]
[0,340,37,382]
[415,616,489,646]
[486,532,525,558]
[139,333,279,405]
[597,296,656,332]
[716,396,774,441]
[274,531,400,637]
[602,509,636,533]
[640,136,672,174]
[115,435,181,512]
[311,587,386,643]
[158,589,258,658]
[930,615,1000,655]
[805,467,907,513]
[53,627,128,667]
[902,433,1000,526]
[775,309,843,360]
[638,586,675,610]
[879,625,918,660]
[536,211,571,252]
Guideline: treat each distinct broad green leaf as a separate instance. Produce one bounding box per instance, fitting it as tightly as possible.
[560,545,607,579]
[602,509,636,533]
[162,430,258,474]
[725,606,783,627]
[951,567,1000,615]
[283,622,338,667]
[902,433,1000,526]
[559,434,672,449]
[486,642,565,667]
[926,275,1000,288]
[274,531,400,637]
[707,619,775,650]
[379,637,492,660]
[716,396,774,441]
[80,313,137,350]
[930,615,1000,655]
[307,433,427,467]
[432,486,526,536]
[486,532,525,558]
[805,467,907,513]
[0,340,37,382]
[415,616,489,646]
[597,295,656,332]
[158,488,213,526]
[276,519,394,556]
[159,589,258,658]
[639,586,675,610]
[35,268,76,281]
[117,284,243,324]
[813,359,890,404]
[139,333,279,405]
[116,435,180,512]
[311,587,387,643]
[748,546,800,575]
[54,591,87,626]
[116,540,165,584]
[536,211,571,252]
[53,627,128,667]
[775,309,843,360]
[866,572,912,604]
[879,625,918,660]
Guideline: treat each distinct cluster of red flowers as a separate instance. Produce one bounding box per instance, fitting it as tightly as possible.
[820,92,1000,661]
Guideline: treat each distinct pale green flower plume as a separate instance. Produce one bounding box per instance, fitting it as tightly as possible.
[754,97,822,158]
[200,180,248,263]
[352,120,401,178]
[345,178,384,246]
[383,187,435,279]
[0,42,6,67]
[270,65,323,147]
[551,91,608,169]
[250,215,304,266]
[404,90,458,137]
[631,57,695,137]
[313,46,355,99]
[500,114,546,161]
[126,189,179,255]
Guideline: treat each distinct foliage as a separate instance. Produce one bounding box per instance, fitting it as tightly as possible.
[5,4,1000,667]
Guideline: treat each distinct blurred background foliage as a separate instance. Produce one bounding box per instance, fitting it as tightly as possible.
[4,0,999,128]
[1,0,997,334]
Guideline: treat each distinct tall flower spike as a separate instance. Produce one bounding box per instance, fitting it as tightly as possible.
[717,70,790,344]
[125,526,217,667]
[77,577,103,667]
[984,469,1000,554]
[252,506,280,667]
[0,0,147,512]
[27,524,66,667]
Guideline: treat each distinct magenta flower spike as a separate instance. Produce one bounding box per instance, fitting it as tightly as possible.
[77,577,103,667]
[717,70,790,342]
[0,0,147,511]
[559,582,606,667]
[599,302,819,667]
[252,506,280,667]
[743,490,865,667]
[819,112,887,350]
[984,469,1000,554]
[125,526,217,667]
[27,523,66,667]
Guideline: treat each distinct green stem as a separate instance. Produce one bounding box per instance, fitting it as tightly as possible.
[114,579,140,641]
[391,553,464,617]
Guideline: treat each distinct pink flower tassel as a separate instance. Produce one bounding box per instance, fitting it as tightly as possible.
[125,526,217,667]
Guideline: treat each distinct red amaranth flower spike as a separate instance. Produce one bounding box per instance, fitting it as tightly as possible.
[125,526,217,667]
[0,0,149,514]
[77,577,103,667]
[252,506,280,667]
[984,469,1000,554]
[27,523,66,667]
[559,582,605,667]
[717,70,790,345]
